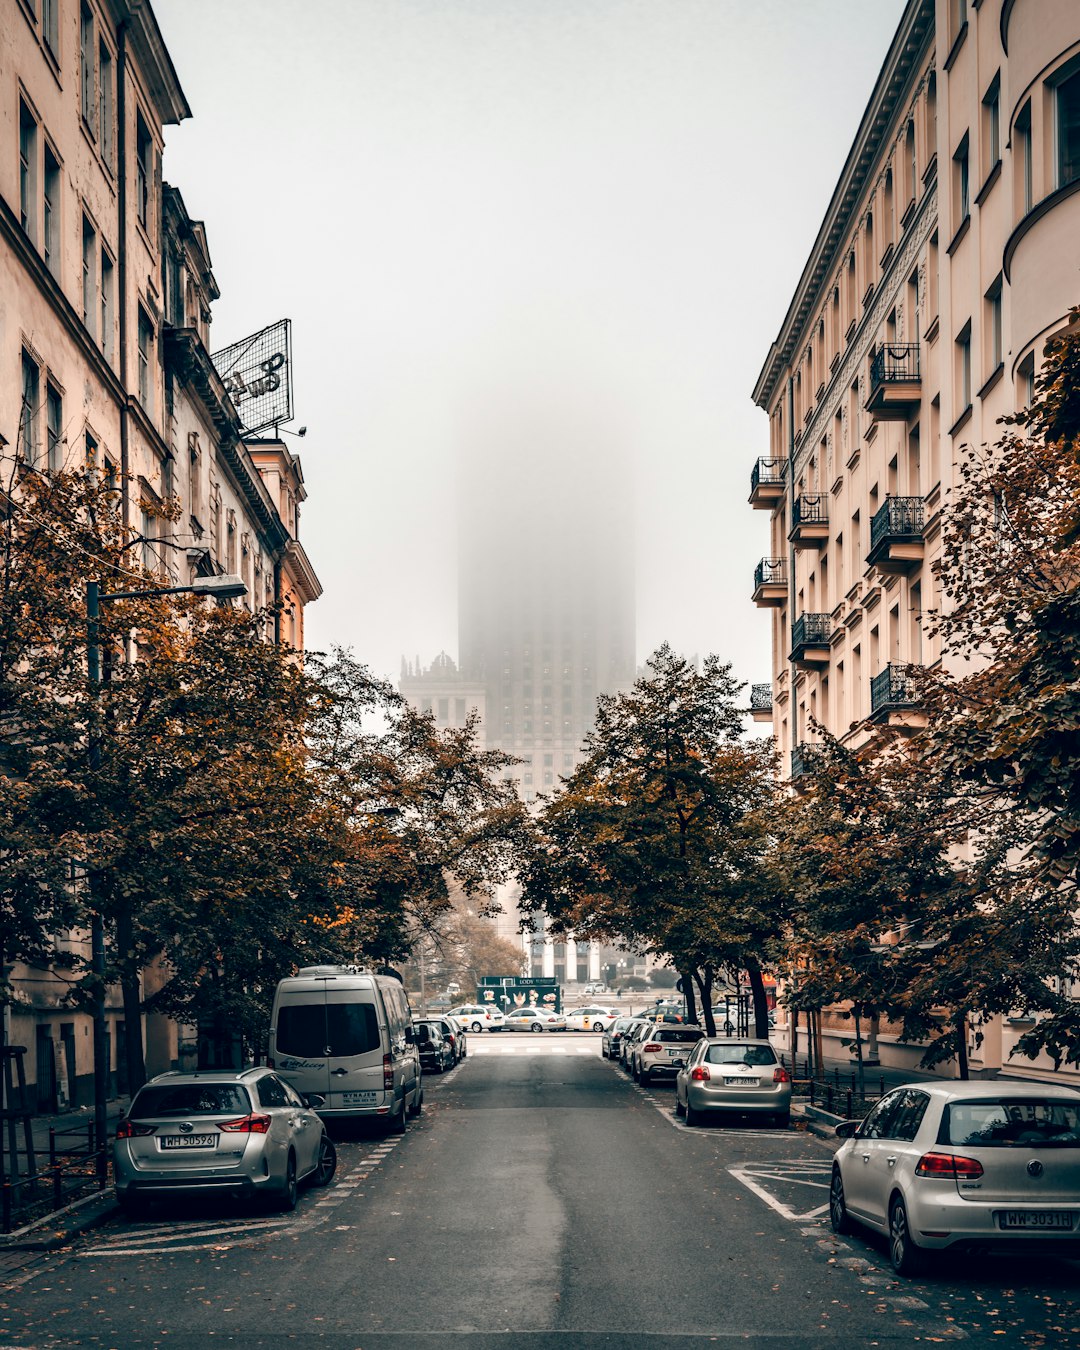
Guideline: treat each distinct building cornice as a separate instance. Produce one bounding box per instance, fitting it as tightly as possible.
[116,0,191,125]
[753,0,935,410]
[282,539,323,604]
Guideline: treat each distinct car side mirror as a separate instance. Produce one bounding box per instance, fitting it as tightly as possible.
[304,1093,326,1110]
[834,1120,859,1139]
[405,1027,417,1044]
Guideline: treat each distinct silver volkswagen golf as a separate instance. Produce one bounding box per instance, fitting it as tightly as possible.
[830,1081,1080,1275]
[113,1067,336,1214]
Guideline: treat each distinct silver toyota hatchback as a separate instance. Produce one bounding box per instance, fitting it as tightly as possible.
[113,1068,336,1214]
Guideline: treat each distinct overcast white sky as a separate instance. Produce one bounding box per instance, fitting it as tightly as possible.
[156,0,908,692]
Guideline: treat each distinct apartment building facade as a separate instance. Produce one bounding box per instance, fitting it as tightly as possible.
[2,0,321,1108]
[751,0,1080,1079]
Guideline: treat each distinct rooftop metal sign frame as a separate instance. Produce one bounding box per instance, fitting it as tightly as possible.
[211,318,293,437]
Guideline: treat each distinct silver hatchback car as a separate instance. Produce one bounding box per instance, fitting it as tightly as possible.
[114,1068,336,1214]
[830,1081,1080,1275]
[674,1038,792,1128]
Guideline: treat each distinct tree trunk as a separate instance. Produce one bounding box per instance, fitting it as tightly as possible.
[956,1010,970,1080]
[867,1011,880,1065]
[698,966,716,1036]
[115,909,146,1095]
[682,971,699,1029]
[745,959,770,1039]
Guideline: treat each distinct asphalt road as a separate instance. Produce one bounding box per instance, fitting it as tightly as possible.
[3,1032,1079,1349]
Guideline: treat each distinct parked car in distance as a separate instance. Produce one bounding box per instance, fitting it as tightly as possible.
[583,982,610,995]
[503,1006,568,1033]
[829,1082,1080,1277]
[674,1038,791,1129]
[632,1026,705,1085]
[602,1016,640,1060]
[414,1020,455,1073]
[620,1020,653,1070]
[443,1015,468,1061]
[114,1068,336,1214]
[447,1003,507,1033]
[418,1015,466,1063]
[565,1006,620,1032]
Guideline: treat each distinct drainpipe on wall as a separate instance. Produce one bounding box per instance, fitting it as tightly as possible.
[273,558,283,645]
[785,375,798,753]
[117,21,130,530]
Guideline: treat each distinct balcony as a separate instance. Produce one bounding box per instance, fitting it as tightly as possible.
[789,742,820,782]
[749,457,786,510]
[867,496,925,574]
[789,613,832,668]
[788,493,829,548]
[752,557,788,607]
[870,662,927,728]
[750,683,773,722]
[866,342,921,420]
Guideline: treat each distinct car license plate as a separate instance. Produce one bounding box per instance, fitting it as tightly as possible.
[997,1210,1075,1231]
[724,1076,756,1086]
[341,1091,378,1106]
[160,1134,215,1149]
[667,1051,684,1061]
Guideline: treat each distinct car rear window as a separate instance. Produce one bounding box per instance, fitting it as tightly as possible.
[132,1083,252,1117]
[656,1028,704,1043]
[278,1001,381,1057]
[703,1043,777,1066]
[942,1098,1080,1147]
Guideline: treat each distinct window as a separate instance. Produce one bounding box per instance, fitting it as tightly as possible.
[953,133,970,224]
[100,248,114,358]
[256,1075,288,1109]
[82,216,96,335]
[1057,65,1080,189]
[1017,352,1035,407]
[20,350,40,463]
[85,429,98,472]
[46,381,62,471]
[226,509,237,572]
[140,502,156,571]
[42,0,58,54]
[956,321,972,413]
[906,118,917,205]
[982,74,1000,176]
[43,143,60,276]
[80,3,95,127]
[137,306,154,410]
[985,275,1003,373]
[98,41,114,166]
[135,112,152,230]
[19,101,37,238]
[1016,101,1033,214]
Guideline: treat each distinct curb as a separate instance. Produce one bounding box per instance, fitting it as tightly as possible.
[793,1101,845,1142]
[0,1189,117,1252]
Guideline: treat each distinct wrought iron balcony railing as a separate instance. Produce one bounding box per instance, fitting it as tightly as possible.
[791,612,831,651]
[790,742,819,779]
[870,662,923,716]
[870,496,924,551]
[750,457,786,492]
[750,683,772,714]
[753,557,788,590]
[870,342,920,388]
[792,493,828,530]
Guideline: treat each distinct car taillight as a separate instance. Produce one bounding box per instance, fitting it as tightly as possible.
[644,1043,662,1053]
[915,1151,984,1179]
[690,1066,711,1081]
[116,1119,156,1139]
[773,1067,791,1083]
[383,1053,394,1090]
[217,1114,272,1134]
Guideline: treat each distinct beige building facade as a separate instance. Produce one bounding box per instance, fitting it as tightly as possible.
[2,0,321,1108]
[751,0,1080,1080]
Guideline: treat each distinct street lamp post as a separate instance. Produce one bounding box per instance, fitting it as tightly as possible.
[85,573,246,1181]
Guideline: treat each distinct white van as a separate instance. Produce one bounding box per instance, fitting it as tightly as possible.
[268,967,421,1132]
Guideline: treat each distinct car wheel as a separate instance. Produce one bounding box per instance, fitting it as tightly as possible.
[774,1111,791,1129]
[531,1023,543,1034]
[889,1196,925,1276]
[311,1136,337,1188]
[685,1100,702,1127]
[391,1095,408,1135]
[674,1092,686,1118]
[117,1190,147,1218]
[471,1021,483,1034]
[279,1152,298,1211]
[640,1068,651,1087]
[829,1167,852,1235]
[592,1021,604,1032]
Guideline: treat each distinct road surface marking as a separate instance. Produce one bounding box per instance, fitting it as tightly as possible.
[728,1160,832,1221]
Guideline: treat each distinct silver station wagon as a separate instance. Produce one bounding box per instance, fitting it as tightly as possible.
[113,1068,336,1214]
[830,1081,1080,1275]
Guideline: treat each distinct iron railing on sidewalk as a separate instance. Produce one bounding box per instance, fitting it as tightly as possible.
[781,1057,887,1121]
[1,1120,109,1234]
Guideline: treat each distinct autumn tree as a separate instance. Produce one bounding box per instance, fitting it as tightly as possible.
[517,645,780,1036]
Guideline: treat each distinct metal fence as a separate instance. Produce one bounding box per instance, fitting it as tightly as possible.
[1,1120,109,1234]
[782,1057,887,1121]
